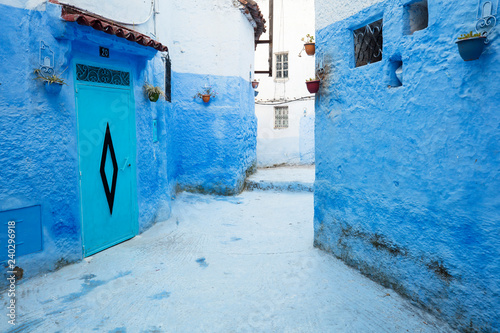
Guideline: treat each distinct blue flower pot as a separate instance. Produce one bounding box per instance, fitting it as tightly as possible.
[44,81,63,94]
[456,36,487,61]
[254,90,259,97]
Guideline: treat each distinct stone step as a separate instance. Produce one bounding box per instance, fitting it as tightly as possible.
[245,166,315,192]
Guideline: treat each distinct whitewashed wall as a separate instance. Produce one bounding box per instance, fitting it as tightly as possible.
[315,0,384,29]
[254,0,315,167]
[0,0,44,9]
[2,0,256,80]
[164,1,255,79]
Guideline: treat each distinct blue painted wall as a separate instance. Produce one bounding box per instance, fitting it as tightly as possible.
[170,72,257,195]
[314,0,500,331]
[0,3,173,279]
[0,1,257,281]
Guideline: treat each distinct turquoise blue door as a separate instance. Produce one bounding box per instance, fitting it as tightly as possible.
[75,63,138,257]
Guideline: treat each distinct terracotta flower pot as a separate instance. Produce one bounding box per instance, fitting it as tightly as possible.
[148,92,160,102]
[304,43,315,56]
[202,94,211,103]
[456,36,487,61]
[252,81,259,89]
[306,80,320,94]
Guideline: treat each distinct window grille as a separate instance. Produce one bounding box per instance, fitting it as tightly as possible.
[76,64,130,86]
[274,106,289,129]
[275,53,289,79]
[353,19,383,67]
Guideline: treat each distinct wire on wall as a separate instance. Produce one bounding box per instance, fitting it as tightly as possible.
[256,96,314,105]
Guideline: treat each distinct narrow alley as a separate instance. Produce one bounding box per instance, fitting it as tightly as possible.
[2,167,455,333]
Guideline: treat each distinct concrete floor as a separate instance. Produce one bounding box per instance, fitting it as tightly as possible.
[1,168,456,332]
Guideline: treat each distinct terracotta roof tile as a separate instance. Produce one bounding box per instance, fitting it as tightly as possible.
[59,3,168,52]
[238,0,267,42]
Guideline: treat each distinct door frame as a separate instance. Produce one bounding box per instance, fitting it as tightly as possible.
[73,59,139,257]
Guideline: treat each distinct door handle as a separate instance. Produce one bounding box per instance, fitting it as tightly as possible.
[120,157,130,171]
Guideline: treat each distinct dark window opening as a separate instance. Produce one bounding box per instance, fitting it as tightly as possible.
[353,19,383,68]
[404,0,429,35]
[164,54,171,102]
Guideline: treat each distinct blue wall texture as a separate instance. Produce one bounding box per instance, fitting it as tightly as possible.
[0,2,256,281]
[171,72,257,195]
[314,0,500,331]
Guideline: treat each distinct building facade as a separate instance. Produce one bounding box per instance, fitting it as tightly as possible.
[0,0,263,280]
[254,0,315,167]
[314,0,500,331]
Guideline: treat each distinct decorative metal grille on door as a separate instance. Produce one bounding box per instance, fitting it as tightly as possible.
[76,64,130,86]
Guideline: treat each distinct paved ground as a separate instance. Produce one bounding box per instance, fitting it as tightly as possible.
[1,168,455,332]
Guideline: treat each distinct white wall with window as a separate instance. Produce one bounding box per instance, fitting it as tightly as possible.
[254,0,315,167]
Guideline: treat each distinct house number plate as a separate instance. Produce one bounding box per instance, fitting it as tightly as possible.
[100,47,110,58]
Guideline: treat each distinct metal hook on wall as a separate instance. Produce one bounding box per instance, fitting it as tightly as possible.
[476,0,498,43]
[316,53,326,80]
[39,41,54,77]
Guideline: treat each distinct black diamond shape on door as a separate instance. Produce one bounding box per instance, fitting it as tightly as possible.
[100,123,118,214]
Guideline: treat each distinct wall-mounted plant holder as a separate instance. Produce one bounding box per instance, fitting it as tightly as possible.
[456,34,487,61]
[304,43,315,56]
[456,1,498,61]
[476,0,498,43]
[315,54,328,81]
[144,83,165,102]
[306,78,320,94]
[44,81,63,94]
[254,90,259,97]
[39,41,54,77]
[252,80,259,89]
[194,85,217,104]
[300,34,315,56]
[35,41,66,94]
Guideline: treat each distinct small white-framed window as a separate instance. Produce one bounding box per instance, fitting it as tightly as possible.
[274,106,289,129]
[275,52,289,79]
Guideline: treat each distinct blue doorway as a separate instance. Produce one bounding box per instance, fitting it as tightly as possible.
[75,63,138,257]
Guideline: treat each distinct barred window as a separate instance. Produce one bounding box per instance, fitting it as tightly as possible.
[275,53,289,79]
[353,19,383,67]
[274,106,289,129]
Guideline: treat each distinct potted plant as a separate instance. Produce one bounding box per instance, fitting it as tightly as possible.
[252,79,259,89]
[305,77,320,94]
[456,31,487,61]
[194,86,217,103]
[144,83,165,102]
[33,68,66,94]
[302,34,315,56]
